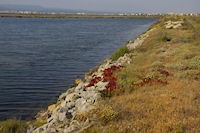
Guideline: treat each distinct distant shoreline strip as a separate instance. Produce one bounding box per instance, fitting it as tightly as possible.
[0,13,161,18]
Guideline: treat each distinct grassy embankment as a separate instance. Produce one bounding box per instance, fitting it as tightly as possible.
[82,15,200,132]
[0,118,48,133]
[0,15,199,132]
[0,13,160,18]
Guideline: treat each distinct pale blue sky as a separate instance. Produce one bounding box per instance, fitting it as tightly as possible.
[0,0,199,13]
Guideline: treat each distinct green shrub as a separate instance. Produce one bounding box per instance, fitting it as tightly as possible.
[111,46,129,61]
[0,119,27,133]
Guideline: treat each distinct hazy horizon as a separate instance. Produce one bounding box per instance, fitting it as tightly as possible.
[0,0,200,13]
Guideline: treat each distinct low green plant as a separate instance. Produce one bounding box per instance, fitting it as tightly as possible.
[0,119,27,133]
[33,121,47,128]
[145,71,163,79]
[111,46,129,61]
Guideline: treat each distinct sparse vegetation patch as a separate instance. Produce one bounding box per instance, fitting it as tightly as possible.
[111,46,129,61]
[0,119,27,133]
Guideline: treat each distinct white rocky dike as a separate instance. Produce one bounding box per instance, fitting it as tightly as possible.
[27,27,154,133]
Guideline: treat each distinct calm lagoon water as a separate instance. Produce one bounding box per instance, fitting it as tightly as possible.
[0,17,156,120]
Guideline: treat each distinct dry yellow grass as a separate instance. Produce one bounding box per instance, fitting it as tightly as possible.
[0,119,27,133]
[83,15,200,133]
[108,78,200,132]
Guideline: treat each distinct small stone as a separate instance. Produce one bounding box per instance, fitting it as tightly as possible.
[47,117,53,123]
[60,101,67,108]
[47,128,57,133]
[68,107,76,113]
[80,91,97,100]
[66,102,75,110]
[75,82,84,91]
[96,81,108,88]
[64,120,80,133]
[85,86,95,91]
[173,23,182,28]
[59,107,68,113]
[77,102,95,113]
[93,93,101,100]
[38,127,44,132]
[58,113,66,121]
[66,112,73,119]
[58,88,74,101]
[75,98,87,107]
[27,125,36,133]
[65,93,80,102]
[166,25,173,29]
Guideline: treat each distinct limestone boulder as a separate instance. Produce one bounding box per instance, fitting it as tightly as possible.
[75,82,85,92]
[64,120,80,133]
[65,93,80,103]
[77,102,95,113]
[95,81,108,91]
